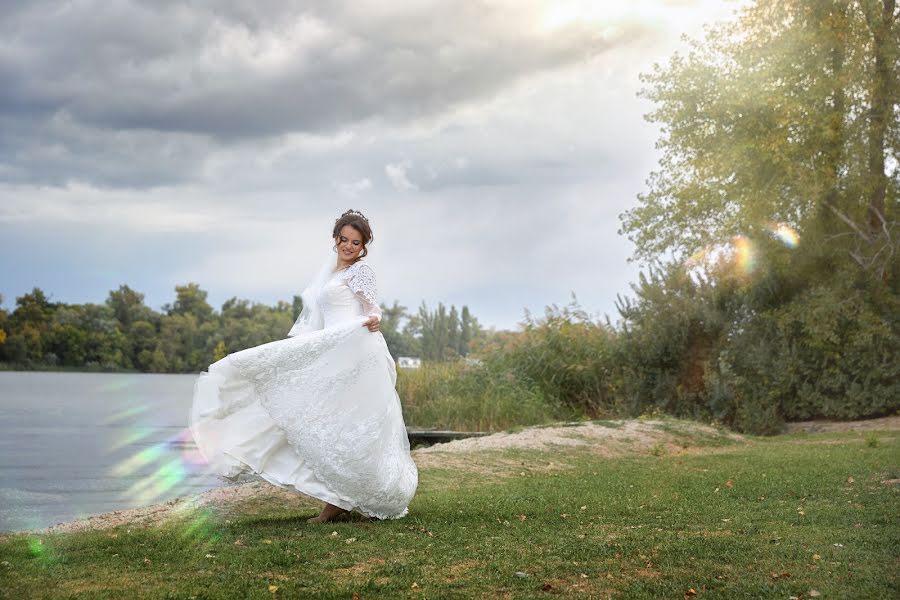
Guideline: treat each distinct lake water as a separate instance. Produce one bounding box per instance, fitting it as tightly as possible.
[0,371,227,533]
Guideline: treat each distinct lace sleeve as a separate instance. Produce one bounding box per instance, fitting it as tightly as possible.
[347,263,382,318]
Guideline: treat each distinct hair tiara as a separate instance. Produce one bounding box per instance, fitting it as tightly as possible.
[342,209,369,222]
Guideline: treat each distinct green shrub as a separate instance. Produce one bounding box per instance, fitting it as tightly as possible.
[397,360,562,431]
[483,296,617,418]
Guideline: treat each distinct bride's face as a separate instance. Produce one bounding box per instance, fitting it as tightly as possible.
[335,225,364,261]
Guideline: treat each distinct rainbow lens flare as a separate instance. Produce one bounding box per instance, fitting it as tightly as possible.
[732,235,757,274]
[767,222,800,248]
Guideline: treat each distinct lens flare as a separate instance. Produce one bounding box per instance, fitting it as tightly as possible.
[101,404,148,426]
[732,235,757,274]
[107,425,156,453]
[767,222,800,248]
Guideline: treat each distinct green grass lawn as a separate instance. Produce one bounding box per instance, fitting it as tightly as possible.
[1,424,897,599]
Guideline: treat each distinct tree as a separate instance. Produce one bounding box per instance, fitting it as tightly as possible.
[621,0,898,278]
[167,283,214,323]
[291,294,304,321]
[213,339,227,362]
[407,302,482,361]
[106,284,150,330]
[221,297,253,320]
[459,305,481,357]
[379,300,418,359]
[10,287,55,330]
[0,293,7,347]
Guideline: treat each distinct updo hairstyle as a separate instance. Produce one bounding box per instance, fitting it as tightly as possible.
[333,209,374,258]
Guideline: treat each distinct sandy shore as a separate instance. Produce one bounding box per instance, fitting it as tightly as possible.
[4,414,897,539]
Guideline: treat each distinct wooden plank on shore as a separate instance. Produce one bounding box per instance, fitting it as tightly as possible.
[406,428,491,445]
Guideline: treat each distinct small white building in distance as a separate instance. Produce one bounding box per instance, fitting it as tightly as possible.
[397,357,422,369]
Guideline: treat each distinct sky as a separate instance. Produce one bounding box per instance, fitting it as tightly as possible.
[0,0,747,331]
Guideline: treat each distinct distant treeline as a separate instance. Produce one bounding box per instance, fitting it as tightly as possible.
[0,285,485,373]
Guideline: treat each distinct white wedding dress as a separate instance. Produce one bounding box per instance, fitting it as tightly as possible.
[189,258,418,520]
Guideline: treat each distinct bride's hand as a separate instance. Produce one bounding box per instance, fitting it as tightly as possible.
[364,316,381,332]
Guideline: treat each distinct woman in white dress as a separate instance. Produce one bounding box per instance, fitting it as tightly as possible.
[190,209,418,523]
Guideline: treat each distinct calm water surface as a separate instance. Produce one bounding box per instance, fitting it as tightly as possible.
[0,371,225,532]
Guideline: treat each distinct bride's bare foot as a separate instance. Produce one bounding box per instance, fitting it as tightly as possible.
[306,503,350,523]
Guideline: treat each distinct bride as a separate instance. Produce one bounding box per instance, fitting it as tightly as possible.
[190,209,419,523]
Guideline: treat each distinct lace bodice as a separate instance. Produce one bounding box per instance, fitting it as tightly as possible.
[288,260,382,337]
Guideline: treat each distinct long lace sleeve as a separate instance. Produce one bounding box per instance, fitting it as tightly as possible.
[347,262,382,318]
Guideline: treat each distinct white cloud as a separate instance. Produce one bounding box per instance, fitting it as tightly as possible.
[384,160,418,191]
[335,177,373,198]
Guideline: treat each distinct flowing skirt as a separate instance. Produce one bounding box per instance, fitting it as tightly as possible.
[190,317,418,520]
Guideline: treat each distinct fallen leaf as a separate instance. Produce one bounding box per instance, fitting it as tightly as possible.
[410,582,419,589]
[809,590,821,597]
[541,583,553,591]
[725,479,734,488]
[517,514,527,521]
[345,537,357,544]
[263,539,273,544]
[268,585,278,593]
[812,553,821,561]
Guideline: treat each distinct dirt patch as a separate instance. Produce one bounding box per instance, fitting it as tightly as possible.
[333,557,385,579]
[411,451,574,476]
[411,418,745,470]
[4,480,321,539]
[783,415,900,433]
[445,559,480,582]
[535,576,617,597]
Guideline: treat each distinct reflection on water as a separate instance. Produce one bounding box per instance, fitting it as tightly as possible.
[0,371,225,532]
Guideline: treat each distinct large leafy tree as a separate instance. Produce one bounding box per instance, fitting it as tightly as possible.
[165,283,215,323]
[106,284,151,330]
[621,0,898,278]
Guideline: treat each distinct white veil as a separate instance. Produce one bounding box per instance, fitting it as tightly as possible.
[287,244,339,338]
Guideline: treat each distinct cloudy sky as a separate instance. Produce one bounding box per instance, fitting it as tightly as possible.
[0,0,746,330]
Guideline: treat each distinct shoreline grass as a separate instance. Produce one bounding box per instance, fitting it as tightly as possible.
[0,424,896,599]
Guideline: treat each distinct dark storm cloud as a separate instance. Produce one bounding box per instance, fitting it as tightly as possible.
[0,0,650,186]
[1,4,635,135]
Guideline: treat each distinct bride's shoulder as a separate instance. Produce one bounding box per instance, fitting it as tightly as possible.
[348,260,376,275]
